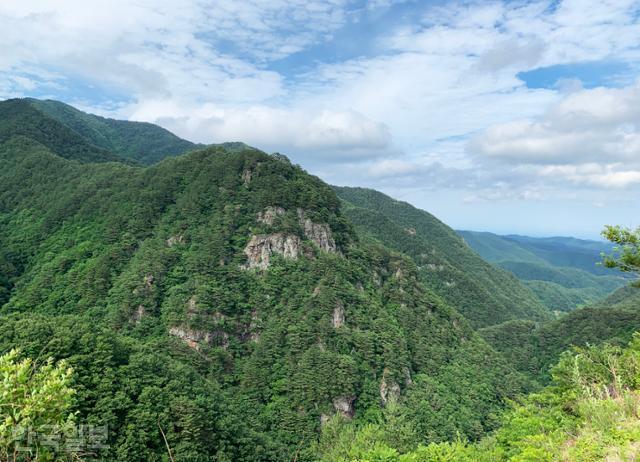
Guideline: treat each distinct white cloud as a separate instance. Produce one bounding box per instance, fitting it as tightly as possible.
[129,99,391,159]
[468,82,640,189]
[1,0,640,235]
[538,164,640,188]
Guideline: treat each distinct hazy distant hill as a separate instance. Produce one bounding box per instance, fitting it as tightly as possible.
[334,187,551,328]
[459,230,629,312]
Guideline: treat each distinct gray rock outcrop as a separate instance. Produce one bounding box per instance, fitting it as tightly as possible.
[297,208,337,253]
[257,206,285,225]
[243,233,301,270]
[332,301,345,328]
[332,396,355,419]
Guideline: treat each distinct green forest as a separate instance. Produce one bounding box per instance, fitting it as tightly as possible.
[1,98,639,461]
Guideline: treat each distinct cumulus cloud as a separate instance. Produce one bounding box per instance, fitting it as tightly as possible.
[469,82,640,189]
[129,100,392,159]
[2,0,640,234]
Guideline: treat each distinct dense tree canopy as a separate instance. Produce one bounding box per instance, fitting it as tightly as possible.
[0,98,637,461]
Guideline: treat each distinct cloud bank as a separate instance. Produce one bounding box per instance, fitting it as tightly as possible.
[1,0,639,235]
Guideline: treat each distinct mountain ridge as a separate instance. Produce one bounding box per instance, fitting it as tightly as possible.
[0,106,530,460]
[459,229,629,312]
[333,186,551,328]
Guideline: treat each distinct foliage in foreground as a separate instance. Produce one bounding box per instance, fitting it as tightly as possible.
[318,333,640,461]
[602,225,640,286]
[0,350,76,461]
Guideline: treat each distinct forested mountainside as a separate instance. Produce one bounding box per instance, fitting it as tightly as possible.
[317,332,640,461]
[333,187,550,328]
[0,98,125,164]
[591,284,640,309]
[459,231,629,312]
[0,124,528,460]
[479,284,640,385]
[2,98,638,462]
[26,98,200,164]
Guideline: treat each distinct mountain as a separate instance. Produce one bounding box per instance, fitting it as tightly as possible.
[0,98,124,163]
[459,230,629,312]
[27,98,200,164]
[319,331,640,461]
[479,285,640,384]
[0,106,528,461]
[333,187,551,328]
[591,284,640,310]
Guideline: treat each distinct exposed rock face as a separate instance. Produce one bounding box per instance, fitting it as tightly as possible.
[187,296,198,315]
[244,207,339,269]
[380,369,401,406]
[166,234,185,247]
[169,326,229,351]
[402,367,412,387]
[241,168,252,185]
[169,326,209,350]
[131,304,146,324]
[405,227,417,236]
[297,208,337,253]
[257,206,285,225]
[332,396,355,419]
[249,309,260,343]
[243,233,301,270]
[332,301,345,328]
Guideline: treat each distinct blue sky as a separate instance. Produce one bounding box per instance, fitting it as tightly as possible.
[1,0,640,238]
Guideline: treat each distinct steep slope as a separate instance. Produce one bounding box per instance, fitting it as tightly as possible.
[321,334,640,462]
[0,98,124,163]
[28,98,200,164]
[333,187,550,328]
[0,136,526,460]
[460,230,629,312]
[480,285,640,384]
[591,284,640,309]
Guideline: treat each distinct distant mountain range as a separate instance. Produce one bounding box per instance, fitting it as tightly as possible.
[458,230,630,312]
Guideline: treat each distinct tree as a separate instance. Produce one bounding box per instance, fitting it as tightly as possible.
[602,225,640,285]
[0,349,77,461]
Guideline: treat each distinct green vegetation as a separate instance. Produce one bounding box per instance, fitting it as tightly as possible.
[29,98,200,165]
[591,284,640,309]
[480,299,640,385]
[459,231,629,312]
[334,187,550,328]
[602,225,640,285]
[316,334,640,461]
[0,350,77,461]
[1,98,637,461]
[0,110,530,460]
[0,99,124,164]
